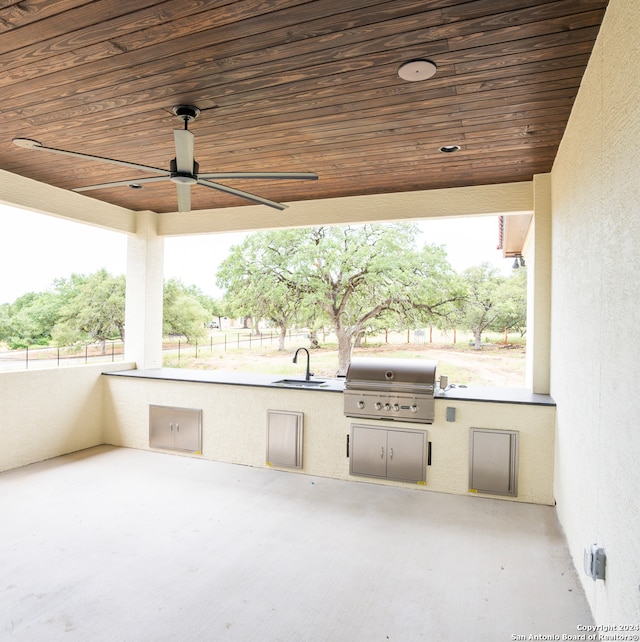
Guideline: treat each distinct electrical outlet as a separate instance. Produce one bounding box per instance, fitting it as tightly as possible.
[583,544,606,581]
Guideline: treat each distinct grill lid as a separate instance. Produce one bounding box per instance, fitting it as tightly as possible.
[345,357,437,395]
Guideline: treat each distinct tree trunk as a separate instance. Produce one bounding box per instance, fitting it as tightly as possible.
[278,324,287,351]
[474,327,483,350]
[336,327,354,376]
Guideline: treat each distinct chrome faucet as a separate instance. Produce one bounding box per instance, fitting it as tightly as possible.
[293,347,313,381]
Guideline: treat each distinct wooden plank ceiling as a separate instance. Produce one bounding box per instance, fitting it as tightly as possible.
[1,0,608,214]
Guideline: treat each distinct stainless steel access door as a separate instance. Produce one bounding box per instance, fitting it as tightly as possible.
[350,424,388,478]
[266,410,303,469]
[386,428,426,482]
[350,424,427,483]
[469,428,519,496]
[149,405,202,453]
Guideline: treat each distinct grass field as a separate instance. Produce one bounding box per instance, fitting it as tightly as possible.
[164,329,526,387]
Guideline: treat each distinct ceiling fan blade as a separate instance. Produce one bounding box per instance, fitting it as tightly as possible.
[12,138,168,175]
[73,176,170,192]
[175,183,191,212]
[173,129,195,173]
[197,178,287,210]
[198,172,318,181]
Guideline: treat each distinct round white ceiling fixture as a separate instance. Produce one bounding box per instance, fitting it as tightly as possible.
[398,59,437,82]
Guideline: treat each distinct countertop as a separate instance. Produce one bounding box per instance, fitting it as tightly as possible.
[103,368,555,406]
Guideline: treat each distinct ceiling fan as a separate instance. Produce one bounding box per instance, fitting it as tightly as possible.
[12,105,318,212]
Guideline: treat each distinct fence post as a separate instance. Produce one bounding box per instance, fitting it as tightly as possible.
[85,345,88,363]
[195,340,198,359]
[178,340,181,364]
[26,345,29,369]
[57,347,60,367]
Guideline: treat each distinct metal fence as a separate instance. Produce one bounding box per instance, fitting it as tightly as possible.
[0,328,493,372]
[164,330,311,365]
[0,341,125,371]
[0,330,311,371]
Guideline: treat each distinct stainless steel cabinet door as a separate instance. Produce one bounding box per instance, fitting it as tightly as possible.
[469,428,518,496]
[386,429,426,483]
[350,425,388,478]
[171,407,203,453]
[149,405,202,453]
[266,410,303,469]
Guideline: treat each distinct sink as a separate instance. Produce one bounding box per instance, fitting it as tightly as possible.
[273,378,327,387]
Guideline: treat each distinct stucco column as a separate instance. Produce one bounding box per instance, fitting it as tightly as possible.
[124,211,164,369]
[526,174,552,393]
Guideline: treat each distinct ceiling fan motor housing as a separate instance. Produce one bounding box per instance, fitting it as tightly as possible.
[172,105,200,123]
[170,158,199,183]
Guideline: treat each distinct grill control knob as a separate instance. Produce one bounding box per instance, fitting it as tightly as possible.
[384,403,391,411]
[374,402,382,410]
[357,400,365,409]
[392,404,400,412]
[410,405,418,413]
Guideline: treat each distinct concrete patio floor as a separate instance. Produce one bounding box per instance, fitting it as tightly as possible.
[0,446,592,641]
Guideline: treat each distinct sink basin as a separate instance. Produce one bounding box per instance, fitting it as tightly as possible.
[273,378,327,387]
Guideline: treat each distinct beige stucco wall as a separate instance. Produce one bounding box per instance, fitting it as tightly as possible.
[0,363,134,473]
[103,376,556,505]
[551,0,640,623]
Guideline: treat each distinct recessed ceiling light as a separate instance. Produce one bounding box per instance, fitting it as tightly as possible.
[398,59,437,82]
[439,145,461,153]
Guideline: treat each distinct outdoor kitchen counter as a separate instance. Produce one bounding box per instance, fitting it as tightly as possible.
[102,367,557,505]
[104,367,345,391]
[103,368,555,405]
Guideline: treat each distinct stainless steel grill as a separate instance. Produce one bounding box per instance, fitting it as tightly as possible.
[343,357,438,424]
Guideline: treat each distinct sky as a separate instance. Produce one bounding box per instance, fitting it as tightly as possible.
[0,203,512,304]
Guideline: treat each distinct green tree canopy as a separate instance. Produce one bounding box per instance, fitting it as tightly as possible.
[218,224,460,374]
[162,278,210,342]
[217,230,305,350]
[459,263,506,349]
[1,271,214,351]
[492,267,527,337]
[0,291,63,349]
[52,269,126,351]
